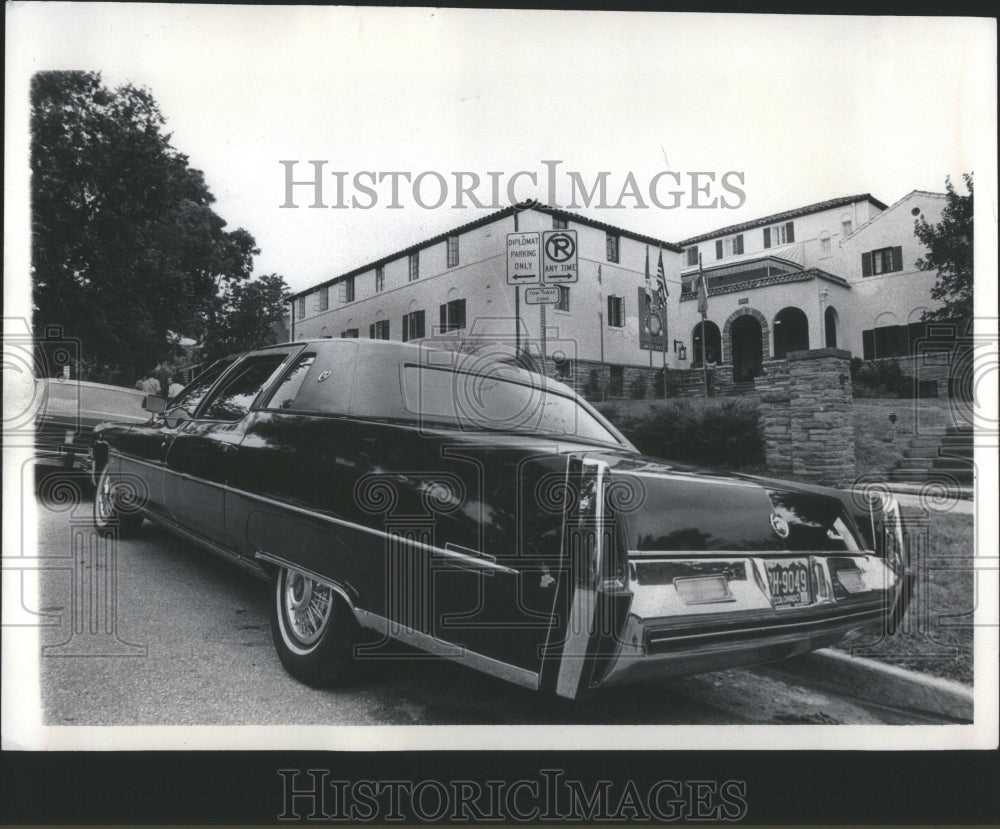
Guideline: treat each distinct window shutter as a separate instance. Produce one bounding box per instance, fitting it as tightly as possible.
[785,222,795,243]
[607,296,613,324]
[862,329,875,360]
[715,240,723,259]
[457,300,466,329]
[891,246,903,272]
[763,228,771,248]
[369,324,375,339]
[440,304,447,331]
[894,326,910,357]
[402,315,409,342]
[862,252,872,277]
[735,234,744,254]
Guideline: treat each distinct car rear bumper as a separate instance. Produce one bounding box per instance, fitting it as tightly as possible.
[592,552,909,689]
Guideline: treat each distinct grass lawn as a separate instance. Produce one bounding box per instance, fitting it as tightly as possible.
[833,509,975,686]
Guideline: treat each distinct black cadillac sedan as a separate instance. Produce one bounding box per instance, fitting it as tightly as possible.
[91,339,914,699]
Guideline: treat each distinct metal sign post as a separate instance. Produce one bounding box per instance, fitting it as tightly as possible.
[539,230,579,370]
[507,229,542,361]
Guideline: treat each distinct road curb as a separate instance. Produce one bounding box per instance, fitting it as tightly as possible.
[761,648,973,722]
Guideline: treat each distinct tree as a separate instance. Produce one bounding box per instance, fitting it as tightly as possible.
[31,71,260,384]
[200,273,291,364]
[915,173,973,328]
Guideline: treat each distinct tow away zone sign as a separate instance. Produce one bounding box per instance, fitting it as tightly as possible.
[506,232,540,284]
[525,286,560,305]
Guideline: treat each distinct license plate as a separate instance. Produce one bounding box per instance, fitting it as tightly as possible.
[766,558,813,608]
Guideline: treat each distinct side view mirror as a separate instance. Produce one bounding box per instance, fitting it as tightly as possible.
[142,395,166,414]
[164,408,192,428]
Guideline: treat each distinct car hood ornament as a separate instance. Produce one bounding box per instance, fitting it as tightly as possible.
[770,512,790,539]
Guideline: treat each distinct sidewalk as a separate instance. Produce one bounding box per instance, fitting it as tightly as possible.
[881,481,975,514]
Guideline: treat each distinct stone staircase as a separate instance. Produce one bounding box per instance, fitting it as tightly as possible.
[890,424,974,484]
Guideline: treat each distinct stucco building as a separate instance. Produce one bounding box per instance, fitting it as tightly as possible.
[288,190,956,398]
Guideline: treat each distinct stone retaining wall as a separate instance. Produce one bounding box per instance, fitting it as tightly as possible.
[756,348,856,486]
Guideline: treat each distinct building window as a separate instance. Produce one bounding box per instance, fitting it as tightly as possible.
[402,309,425,341]
[408,252,420,281]
[555,286,570,312]
[716,235,744,259]
[370,319,390,340]
[685,246,699,267]
[820,231,831,254]
[340,328,359,339]
[609,366,624,398]
[553,216,568,230]
[296,296,306,319]
[447,235,460,268]
[439,298,467,333]
[375,266,384,293]
[340,277,355,303]
[862,325,909,359]
[862,246,903,277]
[841,214,853,237]
[607,295,624,328]
[315,289,329,311]
[606,232,620,263]
[763,221,794,248]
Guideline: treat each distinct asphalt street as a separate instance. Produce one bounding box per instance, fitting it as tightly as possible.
[30,469,939,727]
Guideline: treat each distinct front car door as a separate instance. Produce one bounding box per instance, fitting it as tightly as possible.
[163,349,297,547]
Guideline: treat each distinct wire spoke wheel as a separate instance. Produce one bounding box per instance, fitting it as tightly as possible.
[282,570,334,647]
[271,565,362,687]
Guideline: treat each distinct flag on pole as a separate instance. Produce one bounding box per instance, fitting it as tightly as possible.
[655,246,668,309]
[697,258,709,315]
[643,246,652,303]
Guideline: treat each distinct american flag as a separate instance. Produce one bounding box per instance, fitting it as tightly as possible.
[654,246,668,309]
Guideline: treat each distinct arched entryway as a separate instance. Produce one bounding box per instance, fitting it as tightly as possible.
[773,307,810,359]
[731,315,764,381]
[691,320,722,367]
[824,306,839,348]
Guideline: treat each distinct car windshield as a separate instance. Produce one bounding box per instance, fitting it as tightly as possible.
[400,363,623,446]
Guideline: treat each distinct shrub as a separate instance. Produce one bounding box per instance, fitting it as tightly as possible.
[583,368,603,401]
[596,398,765,469]
[850,357,912,398]
[630,374,647,399]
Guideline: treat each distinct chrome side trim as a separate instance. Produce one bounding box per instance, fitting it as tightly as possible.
[355,609,541,691]
[141,509,268,580]
[111,451,518,575]
[254,550,356,607]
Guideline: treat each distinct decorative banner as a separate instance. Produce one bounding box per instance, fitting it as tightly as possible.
[637,287,666,352]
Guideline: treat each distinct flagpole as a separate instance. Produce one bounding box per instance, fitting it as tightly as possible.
[645,246,652,377]
[658,245,668,399]
[699,254,708,398]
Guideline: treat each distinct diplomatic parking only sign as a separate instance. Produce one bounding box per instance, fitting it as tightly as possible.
[506,232,541,284]
[542,230,578,283]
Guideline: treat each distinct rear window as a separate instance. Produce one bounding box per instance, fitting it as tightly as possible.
[400,363,622,445]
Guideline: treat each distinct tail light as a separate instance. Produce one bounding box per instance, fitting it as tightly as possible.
[569,458,627,592]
